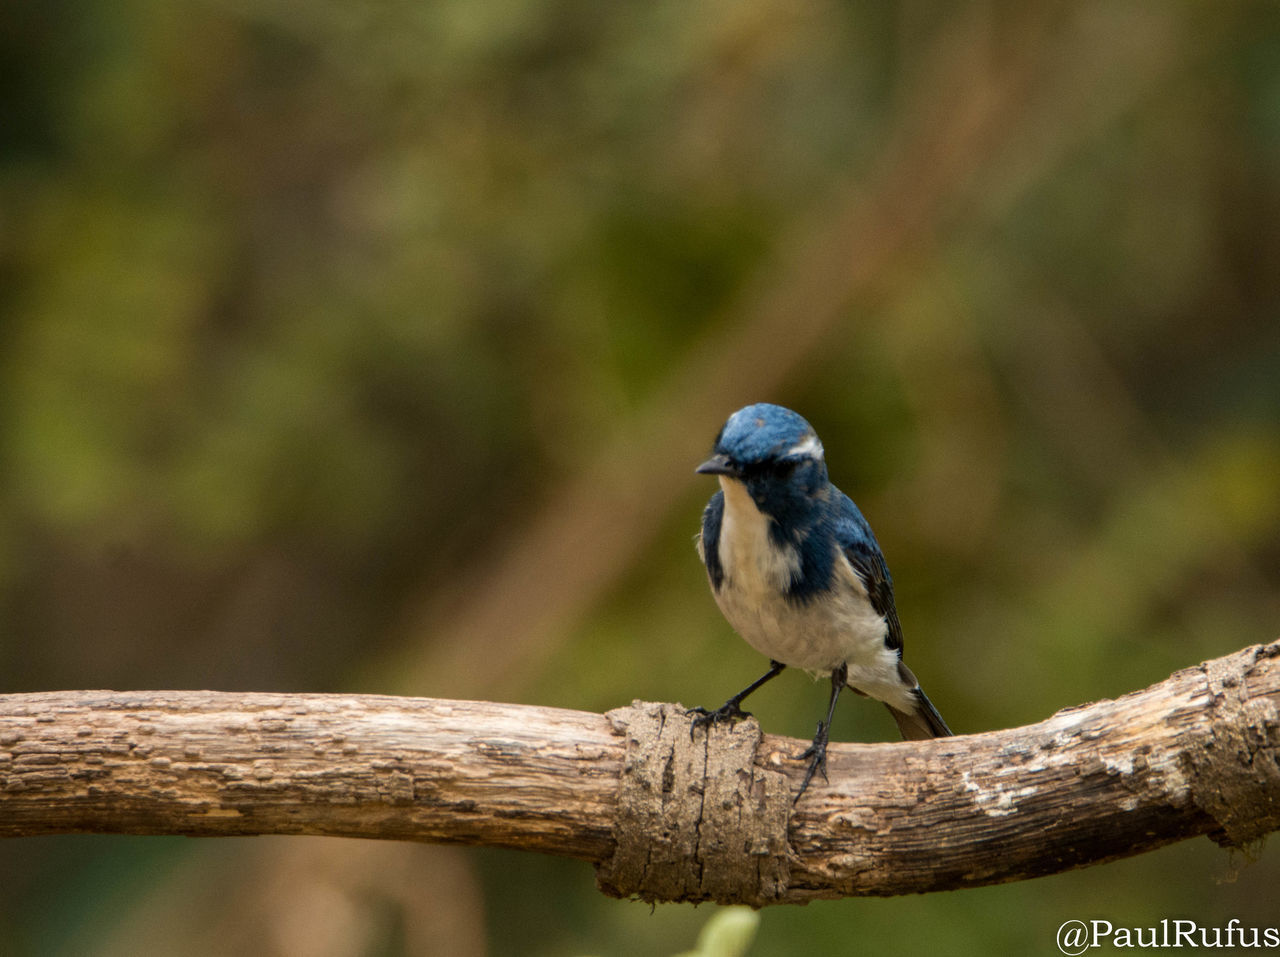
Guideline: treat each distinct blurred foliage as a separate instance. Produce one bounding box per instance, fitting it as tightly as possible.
[668,907,759,957]
[3,0,1280,955]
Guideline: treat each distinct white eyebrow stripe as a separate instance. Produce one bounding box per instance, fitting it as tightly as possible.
[786,434,824,459]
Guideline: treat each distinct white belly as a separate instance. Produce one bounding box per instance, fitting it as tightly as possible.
[706,478,914,712]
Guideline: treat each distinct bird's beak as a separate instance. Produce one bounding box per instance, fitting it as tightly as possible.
[696,453,740,477]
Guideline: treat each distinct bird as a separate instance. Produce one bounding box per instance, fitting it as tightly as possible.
[691,402,951,800]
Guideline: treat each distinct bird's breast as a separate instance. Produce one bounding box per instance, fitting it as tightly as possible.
[711,478,888,674]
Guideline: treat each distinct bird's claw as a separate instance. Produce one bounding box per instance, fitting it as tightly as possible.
[794,720,831,803]
[688,701,752,739]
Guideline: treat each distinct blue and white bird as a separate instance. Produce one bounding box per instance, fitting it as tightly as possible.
[693,403,951,798]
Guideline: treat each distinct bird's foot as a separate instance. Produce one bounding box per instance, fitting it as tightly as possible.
[794,720,831,803]
[688,700,752,738]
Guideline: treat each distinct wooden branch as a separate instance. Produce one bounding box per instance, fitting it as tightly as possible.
[2,642,1278,906]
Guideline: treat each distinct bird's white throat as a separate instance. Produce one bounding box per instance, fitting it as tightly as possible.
[715,476,801,594]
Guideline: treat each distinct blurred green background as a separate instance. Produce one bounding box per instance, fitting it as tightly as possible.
[3,0,1280,954]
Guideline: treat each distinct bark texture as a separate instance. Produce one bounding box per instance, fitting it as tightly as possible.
[2,642,1278,905]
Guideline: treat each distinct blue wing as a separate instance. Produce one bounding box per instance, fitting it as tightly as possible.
[831,489,904,654]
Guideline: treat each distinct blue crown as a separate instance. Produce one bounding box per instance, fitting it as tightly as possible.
[713,403,820,464]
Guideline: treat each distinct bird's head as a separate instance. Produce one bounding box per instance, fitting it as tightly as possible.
[697,403,829,520]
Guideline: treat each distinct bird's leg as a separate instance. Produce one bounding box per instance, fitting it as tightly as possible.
[795,662,848,803]
[690,660,786,735]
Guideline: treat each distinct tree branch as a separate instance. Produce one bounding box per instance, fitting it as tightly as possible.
[2,642,1278,905]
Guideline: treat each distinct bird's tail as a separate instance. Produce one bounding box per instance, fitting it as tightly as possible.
[884,663,952,740]
[885,689,951,740]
